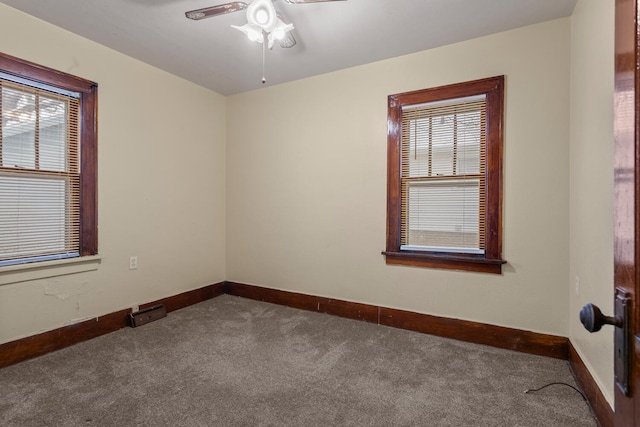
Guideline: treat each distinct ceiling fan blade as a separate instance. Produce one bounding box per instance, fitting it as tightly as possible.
[282,0,346,3]
[185,2,249,20]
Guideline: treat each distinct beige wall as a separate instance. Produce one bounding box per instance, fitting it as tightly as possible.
[0,4,227,344]
[569,0,615,407]
[227,18,572,335]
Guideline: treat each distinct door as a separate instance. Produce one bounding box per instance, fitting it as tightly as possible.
[614,0,640,425]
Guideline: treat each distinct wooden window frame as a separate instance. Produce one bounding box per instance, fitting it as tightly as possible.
[0,52,98,261]
[383,76,505,274]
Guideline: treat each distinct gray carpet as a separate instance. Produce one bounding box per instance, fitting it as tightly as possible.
[0,295,596,426]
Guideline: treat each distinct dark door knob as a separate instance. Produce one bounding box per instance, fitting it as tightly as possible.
[579,303,622,332]
[579,291,631,397]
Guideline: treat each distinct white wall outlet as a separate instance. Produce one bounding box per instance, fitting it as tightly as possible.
[575,276,580,295]
[129,256,138,270]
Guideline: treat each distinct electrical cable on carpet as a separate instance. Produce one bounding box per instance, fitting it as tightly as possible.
[524,382,587,401]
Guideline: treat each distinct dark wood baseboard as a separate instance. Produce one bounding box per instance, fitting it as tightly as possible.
[226,281,380,323]
[225,281,569,359]
[140,281,228,313]
[0,307,131,369]
[228,282,618,424]
[568,342,614,427]
[380,306,568,359]
[0,282,226,369]
[0,281,568,365]
[1,279,610,427]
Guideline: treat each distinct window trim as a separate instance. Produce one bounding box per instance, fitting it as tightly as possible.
[0,52,98,262]
[383,76,505,274]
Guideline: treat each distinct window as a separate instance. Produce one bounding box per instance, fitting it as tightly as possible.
[0,53,97,267]
[384,76,505,274]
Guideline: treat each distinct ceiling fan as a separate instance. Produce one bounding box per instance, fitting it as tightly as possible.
[185,0,346,50]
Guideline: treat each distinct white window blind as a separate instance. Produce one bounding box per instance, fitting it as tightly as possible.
[400,95,486,253]
[0,78,80,266]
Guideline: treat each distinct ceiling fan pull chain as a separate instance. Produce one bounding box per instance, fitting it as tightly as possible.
[262,30,267,84]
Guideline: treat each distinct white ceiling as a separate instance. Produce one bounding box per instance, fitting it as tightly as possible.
[1,0,577,96]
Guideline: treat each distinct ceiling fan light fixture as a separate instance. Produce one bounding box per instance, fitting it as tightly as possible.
[231,0,294,49]
[185,0,344,84]
[249,28,264,43]
[246,0,277,32]
[231,23,264,43]
[255,9,269,25]
[272,21,294,40]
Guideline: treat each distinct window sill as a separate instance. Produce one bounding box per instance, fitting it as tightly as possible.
[382,251,506,274]
[0,255,102,286]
